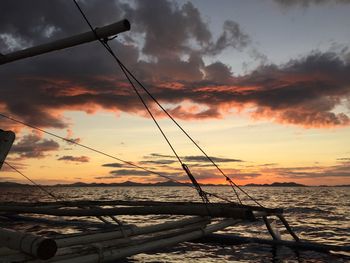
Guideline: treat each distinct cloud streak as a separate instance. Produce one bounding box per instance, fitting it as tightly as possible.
[57,155,89,163]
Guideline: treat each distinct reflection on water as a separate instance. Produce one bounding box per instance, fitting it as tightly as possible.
[0,186,349,262]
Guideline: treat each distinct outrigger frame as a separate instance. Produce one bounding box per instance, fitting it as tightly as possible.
[0,18,349,262]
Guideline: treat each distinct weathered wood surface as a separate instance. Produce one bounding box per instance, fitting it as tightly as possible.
[0,204,255,219]
[0,19,130,65]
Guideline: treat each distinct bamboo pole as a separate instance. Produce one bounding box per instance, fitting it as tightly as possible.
[4,214,127,228]
[56,216,209,248]
[263,216,280,240]
[0,204,255,219]
[0,19,130,65]
[50,219,240,263]
[195,234,350,253]
[277,214,299,241]
[36,219,211,262]
[0,227,57,260]
[0,200,283,214]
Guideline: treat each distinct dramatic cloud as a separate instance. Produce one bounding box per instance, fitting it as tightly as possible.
[235,52,350,127]
[0,0,349,132]
[10,133,59,159]
[57,155,89,163]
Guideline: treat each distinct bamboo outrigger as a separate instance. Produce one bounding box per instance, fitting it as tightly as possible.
[0,11,349,263]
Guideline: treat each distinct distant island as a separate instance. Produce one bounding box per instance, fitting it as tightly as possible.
[0,181,349,187]
[244,182,306,187]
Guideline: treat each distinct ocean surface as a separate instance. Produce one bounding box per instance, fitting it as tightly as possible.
[0,186,349,262]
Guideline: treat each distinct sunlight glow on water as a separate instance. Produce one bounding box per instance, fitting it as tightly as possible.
[0,186,349,262]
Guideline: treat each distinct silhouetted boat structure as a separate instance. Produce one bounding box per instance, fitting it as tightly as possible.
[0,8,349,262]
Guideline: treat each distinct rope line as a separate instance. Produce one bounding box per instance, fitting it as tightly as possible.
[0,113,176,182]
[0,113,231,203]
[2,1,262,207]
[4,161,59,201]
[72,0,214,204]
[72,0,263,207]
[118,58,262,207]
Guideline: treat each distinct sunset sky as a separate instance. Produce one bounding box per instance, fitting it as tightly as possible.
[1,0,350,186]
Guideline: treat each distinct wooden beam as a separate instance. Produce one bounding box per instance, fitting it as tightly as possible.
[0,19,130,65]
[0,200,283,214]
[0,204,255,219]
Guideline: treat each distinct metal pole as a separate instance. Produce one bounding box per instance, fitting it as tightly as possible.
[0,19,130,65]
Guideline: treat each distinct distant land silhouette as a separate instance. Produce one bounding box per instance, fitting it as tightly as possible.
[0,180,349,187]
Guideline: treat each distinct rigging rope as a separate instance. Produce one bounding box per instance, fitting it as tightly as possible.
[0,113,229,203]
[4,161,59,201]
[1,1,263,207]
[72,0,212,204]
[72,0,263,207]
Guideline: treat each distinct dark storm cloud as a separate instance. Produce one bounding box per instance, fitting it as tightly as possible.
[57,155,89,163]
[126,0,211,59]
[0,0,123,52]
[205,20,251,56]
[1,0,250,130]
[235,52,350,127]
[11,133,59,158]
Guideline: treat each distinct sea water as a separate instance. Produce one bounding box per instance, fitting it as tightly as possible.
[0,186,349,262]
